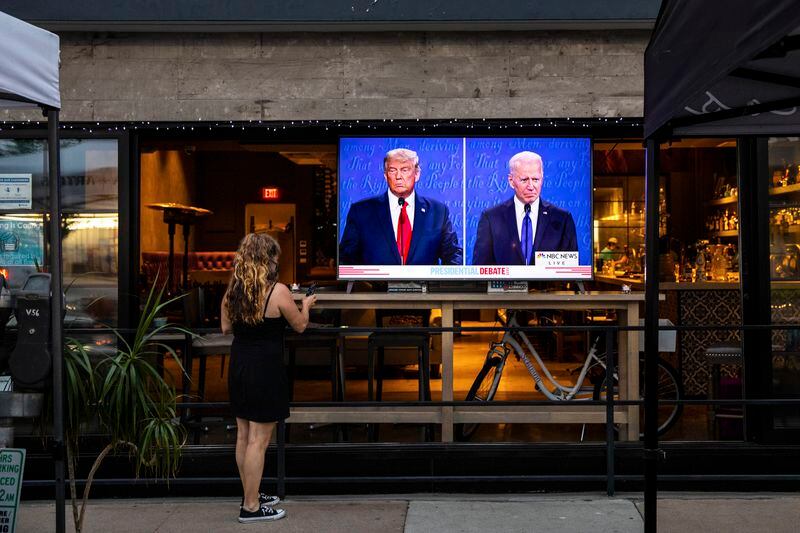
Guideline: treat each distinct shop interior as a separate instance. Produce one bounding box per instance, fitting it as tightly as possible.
[130,135,773,445]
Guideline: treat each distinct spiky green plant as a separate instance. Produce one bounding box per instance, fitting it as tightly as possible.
[62,275,192,532]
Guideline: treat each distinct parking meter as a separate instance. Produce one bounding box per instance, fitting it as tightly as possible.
[9,273,52,390]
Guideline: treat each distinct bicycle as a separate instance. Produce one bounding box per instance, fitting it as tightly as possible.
[458,309,683,441]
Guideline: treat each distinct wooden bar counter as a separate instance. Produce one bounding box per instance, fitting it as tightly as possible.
[293,291,645,441]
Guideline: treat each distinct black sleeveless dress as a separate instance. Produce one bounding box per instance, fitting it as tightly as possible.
[228,284,290,423]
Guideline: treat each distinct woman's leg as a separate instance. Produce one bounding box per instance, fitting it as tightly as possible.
[235,418,250,495]
[242,421,275,511]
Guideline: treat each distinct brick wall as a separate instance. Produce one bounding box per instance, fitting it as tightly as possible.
[3,30,647,122]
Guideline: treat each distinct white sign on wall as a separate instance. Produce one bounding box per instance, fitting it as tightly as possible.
[0,174,32,210]
[0,448,25,533]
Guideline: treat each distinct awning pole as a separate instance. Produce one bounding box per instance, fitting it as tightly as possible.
[47,108,66,533]
[644,138,661,533]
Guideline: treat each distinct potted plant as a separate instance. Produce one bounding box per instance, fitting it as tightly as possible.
[61,276,191,532]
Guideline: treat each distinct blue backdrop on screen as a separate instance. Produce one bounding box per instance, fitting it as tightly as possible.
[464,138,592,265]
[338,137,464,258]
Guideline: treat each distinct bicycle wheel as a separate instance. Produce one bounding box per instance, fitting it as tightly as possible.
[593,358,683,437]
[456,352,506,441]
[645,358,683,437]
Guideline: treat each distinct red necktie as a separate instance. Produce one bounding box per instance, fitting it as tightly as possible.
[397,202,412,264]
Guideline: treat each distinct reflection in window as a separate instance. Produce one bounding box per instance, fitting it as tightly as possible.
[63,214,119,327]
[0,137,120,326]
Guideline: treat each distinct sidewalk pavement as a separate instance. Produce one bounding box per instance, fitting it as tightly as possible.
[15,493,800,532]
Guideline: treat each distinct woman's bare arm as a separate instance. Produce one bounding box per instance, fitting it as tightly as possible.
[220,292,233,334]
[273,283,316,333]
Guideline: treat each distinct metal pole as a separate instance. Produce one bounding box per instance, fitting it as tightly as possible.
[644,138,661,533]
[182,223,190,290]
[167,220,175,294]
[47,108,66,533]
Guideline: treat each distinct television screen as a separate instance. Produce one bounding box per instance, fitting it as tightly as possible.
[337,137,592,280]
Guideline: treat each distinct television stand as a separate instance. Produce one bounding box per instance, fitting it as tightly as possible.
[387,281,426,293]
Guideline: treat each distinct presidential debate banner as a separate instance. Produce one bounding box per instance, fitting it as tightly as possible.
[338,136,592,281]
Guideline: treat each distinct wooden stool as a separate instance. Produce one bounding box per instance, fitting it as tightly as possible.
[284,332,344,402]
[367,331,432,441]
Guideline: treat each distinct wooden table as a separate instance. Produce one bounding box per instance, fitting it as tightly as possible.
[292,291,644,441]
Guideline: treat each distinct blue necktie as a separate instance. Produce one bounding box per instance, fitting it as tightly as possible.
[521,204,532,265]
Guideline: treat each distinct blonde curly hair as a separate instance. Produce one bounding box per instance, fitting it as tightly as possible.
[224,233,281,325]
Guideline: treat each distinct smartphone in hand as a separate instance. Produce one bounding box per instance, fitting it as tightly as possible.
[305,283,317,296]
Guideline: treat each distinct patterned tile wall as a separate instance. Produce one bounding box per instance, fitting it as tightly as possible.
[678,290,741,396]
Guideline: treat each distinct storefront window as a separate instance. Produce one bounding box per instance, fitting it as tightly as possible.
[0,137,119,325]
[768,137,800,432]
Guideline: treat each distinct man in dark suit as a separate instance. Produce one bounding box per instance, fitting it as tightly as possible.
[472,151,577,265]
[339,148,462,265]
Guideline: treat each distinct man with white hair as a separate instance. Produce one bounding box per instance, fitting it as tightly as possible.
[472,151,577,265]
[340,148,462,265]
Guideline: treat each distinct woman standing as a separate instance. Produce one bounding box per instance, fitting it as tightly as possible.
[221,233,317,523]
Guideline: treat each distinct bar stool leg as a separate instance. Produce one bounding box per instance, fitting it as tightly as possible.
[336,337,348,442]
[337,337,346,401]
[287,345,297,402]
[421,344,433,442]
[422,341,431,401]
[376,347,385,402]
[198,353,207,402]
[707,364,715,439]
[367,340,377,442]
[417,348,424,402]
[329,344,338,401]
[284,345,296,444]
[367,340,375,401]
[712,364,721,440]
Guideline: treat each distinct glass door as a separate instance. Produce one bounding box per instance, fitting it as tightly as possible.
[766,137,800,438]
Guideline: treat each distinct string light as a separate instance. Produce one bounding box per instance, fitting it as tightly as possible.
[0,117,641,134]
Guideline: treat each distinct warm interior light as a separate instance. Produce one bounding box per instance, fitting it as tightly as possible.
[65,214,119,230]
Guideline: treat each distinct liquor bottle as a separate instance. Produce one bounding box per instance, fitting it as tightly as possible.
[696,250,706,281]
[783,161,791,187]
[773,170,783,189]
[711,244,728,281]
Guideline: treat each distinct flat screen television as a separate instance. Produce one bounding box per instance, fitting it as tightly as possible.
[337,136,592,280]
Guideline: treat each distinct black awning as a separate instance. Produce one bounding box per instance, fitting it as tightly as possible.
[644,0,800,138]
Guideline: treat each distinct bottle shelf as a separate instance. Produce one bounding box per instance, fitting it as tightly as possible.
[772,224,800,235]
[708,196,738,206]
[770,183,800,196]
[709,230,739,238]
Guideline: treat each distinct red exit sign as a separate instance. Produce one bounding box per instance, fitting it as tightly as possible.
[261,187,280,200]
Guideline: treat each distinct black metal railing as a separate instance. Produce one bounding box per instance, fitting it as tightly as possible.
[22,322,800,500]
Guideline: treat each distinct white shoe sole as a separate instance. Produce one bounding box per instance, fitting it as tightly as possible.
[238,509,286,523]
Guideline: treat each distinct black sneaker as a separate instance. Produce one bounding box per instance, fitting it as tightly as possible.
[240,493,281,508]
[238,504,286,523]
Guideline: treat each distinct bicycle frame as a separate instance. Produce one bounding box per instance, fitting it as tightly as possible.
[499,311,605,401]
